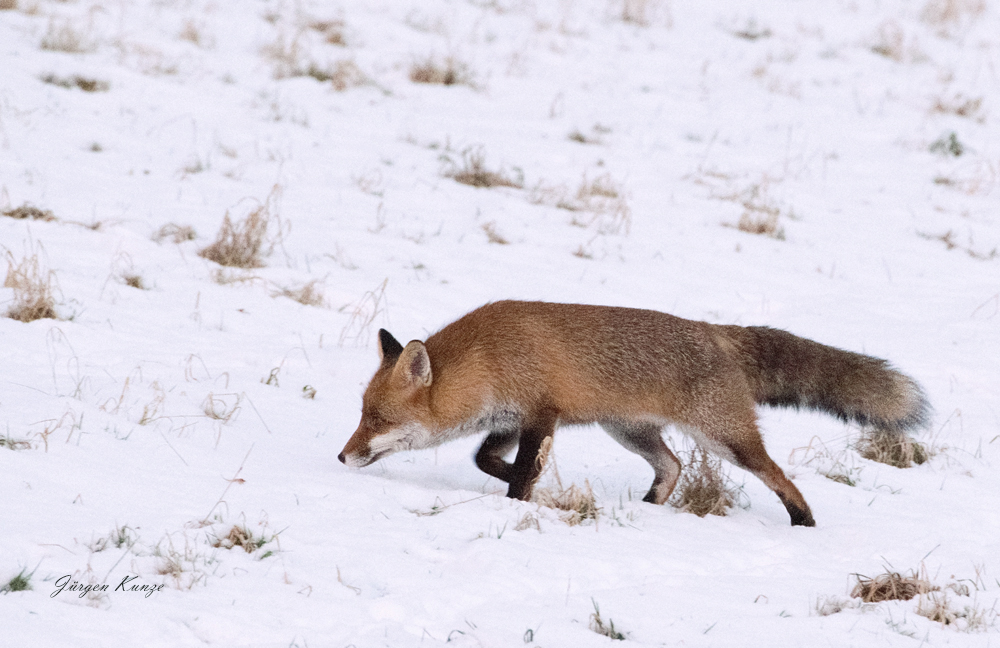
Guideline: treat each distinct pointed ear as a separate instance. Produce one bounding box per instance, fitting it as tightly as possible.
[378,329,404,365]
[393,341,432,388]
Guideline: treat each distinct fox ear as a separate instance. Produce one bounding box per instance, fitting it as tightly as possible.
[378,329,404,365]
[394,341,432,388]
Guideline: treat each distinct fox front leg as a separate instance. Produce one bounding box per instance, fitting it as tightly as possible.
[503,409,558,501]
[474,430,519,483]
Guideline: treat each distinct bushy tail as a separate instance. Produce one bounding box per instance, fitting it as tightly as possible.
[718,325,930,432]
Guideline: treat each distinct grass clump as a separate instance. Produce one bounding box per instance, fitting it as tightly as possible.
[570,173,631,234]
[444,147,523,189]
[307,19,346,45]
[932,94,983,120]
[531,437,600,525]
[211,525,278,559]
[89,525,137,552]
[857,429,928,468]
[712,178,787,240]
[199,189,281,268]
[530,173,631,235]
[789,437,864,487]
[122,273,146,290]
[409,56,472,86]
[851,566,997,631]
[589,599,627,640]
[272,280,325,306]
[4,251,58,322]
[851,569,935,603]
[669,445,740,517]
[921,0,986,36]
[153,223,196,243]
[481,221,510,245]
[930,132,964,157]
[40,74,109,92]
[732,18,772,41]
[40,20,92,53]
[2,203,56,221]
[815,595,857,616]
[2,569,32,593]
[0,435,32,450]
[304,59,368,91]
[917,591,998,631]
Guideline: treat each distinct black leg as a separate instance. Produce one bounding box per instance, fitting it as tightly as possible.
[505,409,558,501]
[474,430,519,483]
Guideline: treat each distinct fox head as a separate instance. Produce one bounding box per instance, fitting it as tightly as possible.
[338,329,434,468]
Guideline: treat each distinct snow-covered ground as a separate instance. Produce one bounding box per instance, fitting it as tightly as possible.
[2,0,999,645]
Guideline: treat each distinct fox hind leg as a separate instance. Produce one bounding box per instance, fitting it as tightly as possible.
[699,417,816,527]
[601,422,681,505]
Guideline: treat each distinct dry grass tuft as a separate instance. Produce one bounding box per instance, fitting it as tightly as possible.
[571,174,631,234]
[932,94,984,120]
[917,592,998,631]
[567,129,601,145]
[870,22,906,61]
[857,428,928,468]
[921,0,985,33]
[481,221,510,245]
[122,273,146,290]
[0,0,19,10]
[40,73,109,92]
[212,269,262,285]
[200,188,281,268]
[41,19,92,53]
[211,525,271,554]
[307,59,368,91]
[178,20,212,48]
[409,56,472,86]
[732,18,772,41]
[852,569,936,602]
[338,278,388,346]
[589,600,627,640]
[670,445,740,517]
[815,595,856,616]
[714,179,787,240]
[789,437,862,487]
[262,31,305,78]
[272,280,325,306]
[308,19,346,45]
[4,251,58,322]
[2,203,56,221]
[153,223,196,244]
[445,147,523,189]
[918,592,960,625]
[621,0,653,26]
[531,174,631,235]
[202,393,241,423]
[918,229,998,261]
[531,437,601,525]
[0,435,32,450]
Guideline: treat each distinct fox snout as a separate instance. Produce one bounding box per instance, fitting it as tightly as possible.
[338,433,379,468]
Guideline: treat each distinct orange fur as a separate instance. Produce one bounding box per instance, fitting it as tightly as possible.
[339,301,929,526]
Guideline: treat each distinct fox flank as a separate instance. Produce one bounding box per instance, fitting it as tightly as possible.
[338,301,930,527]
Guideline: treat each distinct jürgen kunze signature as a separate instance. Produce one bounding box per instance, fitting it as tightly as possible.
[50,575,165,599]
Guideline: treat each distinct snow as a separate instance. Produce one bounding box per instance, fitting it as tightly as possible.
[1,0,999,645]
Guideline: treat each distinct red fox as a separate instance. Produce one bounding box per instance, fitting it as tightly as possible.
[339,301,929,526]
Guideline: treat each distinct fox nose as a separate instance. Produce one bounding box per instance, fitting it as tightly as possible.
[337,452,346,464]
